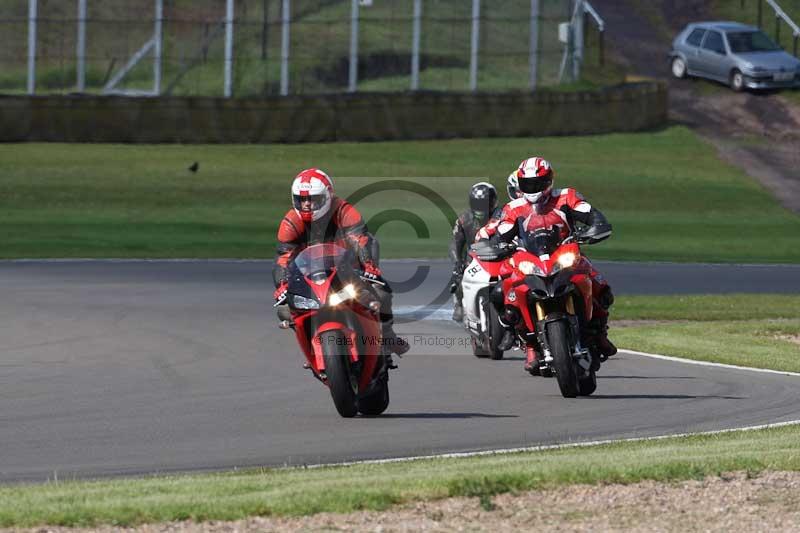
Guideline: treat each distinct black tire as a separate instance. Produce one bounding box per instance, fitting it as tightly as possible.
[487,303,505,360]
[358,375,390,416]
[546,320,579,398]
[321,331,359,418]
[671,57,687,79]
[578,369,597,396]
[730,69,745,92]
[541,366,553,378]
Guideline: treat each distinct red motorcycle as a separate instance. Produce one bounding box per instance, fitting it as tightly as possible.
[500,224,600,398]
[276,243,391,417]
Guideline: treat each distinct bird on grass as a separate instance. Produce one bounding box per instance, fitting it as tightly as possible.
[188,162,199,173]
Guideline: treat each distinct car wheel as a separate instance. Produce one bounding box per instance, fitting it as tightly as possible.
[671,57,687,79]
[730,69,745,92]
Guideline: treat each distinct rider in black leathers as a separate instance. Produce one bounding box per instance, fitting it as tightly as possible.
[448,182,502,322]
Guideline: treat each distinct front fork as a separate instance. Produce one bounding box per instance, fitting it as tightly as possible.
[532,297,592,376]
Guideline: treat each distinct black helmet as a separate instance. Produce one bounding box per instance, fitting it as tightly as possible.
[469,182,498,222]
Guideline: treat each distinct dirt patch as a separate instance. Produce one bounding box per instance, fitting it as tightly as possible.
[19,471,800,532]
[774,333,800,345]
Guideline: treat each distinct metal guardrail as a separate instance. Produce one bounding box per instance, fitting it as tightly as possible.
[755,0,800,56]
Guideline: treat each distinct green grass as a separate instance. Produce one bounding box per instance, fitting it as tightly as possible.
[1,126,799,260]
[614,294,800,321]
[2,423,800,527]
[612,294,800,373]
[616,319,800,372]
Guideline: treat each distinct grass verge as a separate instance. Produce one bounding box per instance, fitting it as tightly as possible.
[1,423,800,528]
[612,294,800,373]
[2,126,799,261]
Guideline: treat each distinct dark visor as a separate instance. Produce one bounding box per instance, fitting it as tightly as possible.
[293,194,326,211]
[519,178,551,194]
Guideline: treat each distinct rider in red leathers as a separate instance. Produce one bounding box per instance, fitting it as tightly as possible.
[273,168,409,358]
[477,157,617,371]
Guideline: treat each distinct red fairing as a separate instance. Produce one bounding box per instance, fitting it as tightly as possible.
[476,257,504,277]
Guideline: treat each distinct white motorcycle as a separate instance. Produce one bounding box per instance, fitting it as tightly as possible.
[460,241,513,360]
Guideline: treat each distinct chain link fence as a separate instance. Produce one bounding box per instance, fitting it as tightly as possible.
[0,0,612,97]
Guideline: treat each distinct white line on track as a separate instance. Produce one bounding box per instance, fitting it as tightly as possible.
[620,349,800,377]
[298,419,800,470]
[293,348,800,470]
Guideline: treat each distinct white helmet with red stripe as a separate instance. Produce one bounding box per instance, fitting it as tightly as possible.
[291,168,334,222]
[516,157,554,205]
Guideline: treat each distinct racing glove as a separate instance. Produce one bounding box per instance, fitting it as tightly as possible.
[362,261,383,283]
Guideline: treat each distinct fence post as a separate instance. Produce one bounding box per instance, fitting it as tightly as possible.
[27,0,37,95]
[155,0,163,95]
[758,0,763,28]
[261,0,269,60]
[529,0,539,91]
[348,0,359,92]
[410,0,422,90]
[572,0,584,82]
[775,14,781,44]
[280,0,290,95]
[469,0,480,91]
[76,0,87,91]
[224,0,234,97]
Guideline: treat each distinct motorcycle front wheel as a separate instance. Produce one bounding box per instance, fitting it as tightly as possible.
[321,331,359,417]
[546,320,579,398]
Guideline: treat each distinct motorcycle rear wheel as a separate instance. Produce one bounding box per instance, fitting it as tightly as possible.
[321,331,359,418]
[547,320,579,398]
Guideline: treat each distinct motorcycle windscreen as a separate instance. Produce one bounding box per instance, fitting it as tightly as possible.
[291,243,359,285]
[518,224,562,256]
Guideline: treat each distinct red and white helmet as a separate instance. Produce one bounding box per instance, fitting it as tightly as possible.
[291,168,334,222]
[516,157,553,204]
[506,171,521,200]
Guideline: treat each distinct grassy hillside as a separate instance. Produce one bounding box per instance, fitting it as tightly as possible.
[0,0,620,96]
[1,126,799,261]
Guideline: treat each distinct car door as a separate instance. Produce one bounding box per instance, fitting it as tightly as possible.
[698,30,729,81]
[681,28,707,74]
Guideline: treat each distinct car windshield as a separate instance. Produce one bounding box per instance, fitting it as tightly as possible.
[519,227,562,256]
[727,30,781,53]
[293,243,357,277]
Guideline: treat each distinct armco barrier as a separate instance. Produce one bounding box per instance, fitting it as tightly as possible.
[0,82,667,143]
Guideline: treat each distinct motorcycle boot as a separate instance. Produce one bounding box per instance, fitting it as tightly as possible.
[372,284,409,357]
[587,314,616,360]
[524,345,540,375]
[452,297,464,322]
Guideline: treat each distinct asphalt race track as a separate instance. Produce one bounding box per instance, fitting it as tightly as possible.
[2,260,800,482]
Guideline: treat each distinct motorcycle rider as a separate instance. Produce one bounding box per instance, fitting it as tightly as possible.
[273,168,409,358]
[477,157,617,371]
[448,182,501,322]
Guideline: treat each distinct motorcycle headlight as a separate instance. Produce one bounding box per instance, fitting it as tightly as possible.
[328,283,357,306]
[293,294,320,309]
[557,252,576,269]
[518,261,545,276]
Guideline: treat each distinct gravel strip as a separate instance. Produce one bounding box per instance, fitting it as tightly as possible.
[15,471,800,533]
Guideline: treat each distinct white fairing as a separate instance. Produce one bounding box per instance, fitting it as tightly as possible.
[460,257,492,330]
